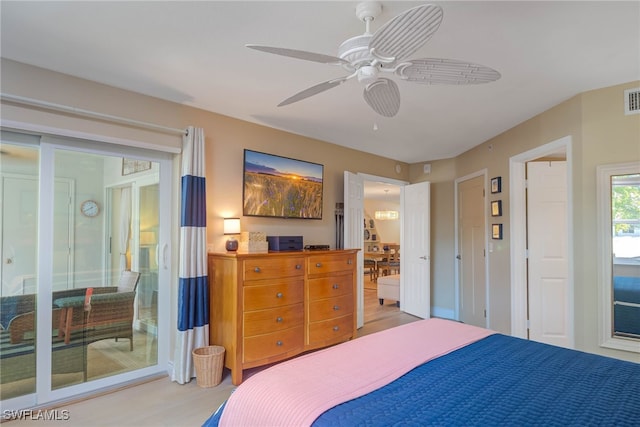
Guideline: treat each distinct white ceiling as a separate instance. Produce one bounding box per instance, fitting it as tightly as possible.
[1,1,638,163]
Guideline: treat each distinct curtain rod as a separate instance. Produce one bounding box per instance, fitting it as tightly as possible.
[1,92,187,136]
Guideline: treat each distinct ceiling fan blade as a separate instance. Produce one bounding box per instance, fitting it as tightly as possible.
[370,4,443,63]
[396,58,501,84]
[278,76,351,107]
[363,78,400,117]
[246,44,349,66]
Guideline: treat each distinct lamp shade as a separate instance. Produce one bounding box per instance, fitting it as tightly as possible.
[223,218,241,235]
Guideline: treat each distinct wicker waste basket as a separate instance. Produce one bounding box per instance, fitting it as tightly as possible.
[192,345,225,387]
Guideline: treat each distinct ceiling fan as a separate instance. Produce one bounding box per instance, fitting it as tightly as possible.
[247,2,500,118]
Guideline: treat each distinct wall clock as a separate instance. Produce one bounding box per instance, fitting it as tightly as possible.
[80,200,100,217]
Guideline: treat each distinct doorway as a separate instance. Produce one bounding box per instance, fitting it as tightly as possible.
[510,136,573,348]
[344,172,431,328]
[363,180,401,324]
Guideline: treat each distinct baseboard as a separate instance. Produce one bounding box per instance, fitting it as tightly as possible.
[432,306,455,320]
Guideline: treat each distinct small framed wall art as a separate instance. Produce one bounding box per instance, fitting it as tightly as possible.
[492,224,503,240]
[491,176,502,194]
[122,158,152,176]
[491,200,502,217]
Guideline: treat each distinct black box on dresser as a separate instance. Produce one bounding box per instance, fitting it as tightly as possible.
[267,236,303,251]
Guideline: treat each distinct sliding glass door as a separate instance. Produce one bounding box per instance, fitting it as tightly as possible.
[1,131,172,409]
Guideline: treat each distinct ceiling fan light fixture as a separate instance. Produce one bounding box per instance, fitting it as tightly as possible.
[357,65,379,85]
[375,210,399,220]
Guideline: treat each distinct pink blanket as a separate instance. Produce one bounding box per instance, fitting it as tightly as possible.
[219,318,494,426]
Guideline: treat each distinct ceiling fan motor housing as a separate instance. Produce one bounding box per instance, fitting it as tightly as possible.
[338,34,373,70]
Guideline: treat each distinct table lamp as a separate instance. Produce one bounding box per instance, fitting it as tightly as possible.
[223,218,241,251]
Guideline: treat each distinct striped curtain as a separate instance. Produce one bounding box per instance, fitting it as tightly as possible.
[171,126,209,384]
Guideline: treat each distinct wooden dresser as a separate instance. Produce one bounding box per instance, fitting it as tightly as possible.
[208,249,358,385]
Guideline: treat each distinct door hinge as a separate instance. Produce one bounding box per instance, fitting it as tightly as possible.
[526,319,530,329]
[484,309,487,318]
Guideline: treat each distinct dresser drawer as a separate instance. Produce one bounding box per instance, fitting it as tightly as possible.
[243,257,305,281]
[308,293,354,322]
[244,280,304,311]
[307,253,355,276]
[308,274,353,300]
[308,314,353,345]
[243,326,304,363]
[244,304,304,337]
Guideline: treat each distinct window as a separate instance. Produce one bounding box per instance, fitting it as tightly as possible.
[597,163,640,352]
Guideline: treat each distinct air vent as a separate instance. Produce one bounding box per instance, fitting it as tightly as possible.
[624,88,640,115]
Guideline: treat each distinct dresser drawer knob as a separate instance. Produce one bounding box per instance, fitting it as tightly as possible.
[333,326,340,331]
[332,284,339,289]
[316,262,322,268]
[276,316,283,323]
[254,267,261,273]
[333,305,340,311]
[276,292,283,298]
[295,264,302,269]
[347,259,353,265]
[276,340,283,346]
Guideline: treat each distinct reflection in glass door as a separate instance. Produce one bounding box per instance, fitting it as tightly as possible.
[137,183,159,339]
[51,150,159,390]
[1,132,170,410]
[0,142,40,401]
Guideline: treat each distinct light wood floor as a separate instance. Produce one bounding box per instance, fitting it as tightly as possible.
[7,277,418,426]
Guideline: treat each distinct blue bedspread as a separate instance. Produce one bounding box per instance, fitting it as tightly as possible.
[204,334,640,426]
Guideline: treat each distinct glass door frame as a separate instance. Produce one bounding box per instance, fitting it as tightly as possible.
[3,133,174,409]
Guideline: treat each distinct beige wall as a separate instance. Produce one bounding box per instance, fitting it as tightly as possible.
[410,81,640,362]
[2,58,639,361]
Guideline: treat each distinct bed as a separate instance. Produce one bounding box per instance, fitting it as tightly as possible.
[203,318,640,426]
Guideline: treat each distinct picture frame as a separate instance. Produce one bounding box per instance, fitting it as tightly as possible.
[492,224,503,240]
[122,158,152,176]
[491,176,502,194]
[243,149,323,219]
[491,200,502,217]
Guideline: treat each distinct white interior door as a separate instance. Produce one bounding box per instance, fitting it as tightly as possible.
[1,175,72,296]
[527,161,572,348]
[344,171,365,328]
[1,175,38,296]
[401,181,430,319]
[457,175,486,327]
